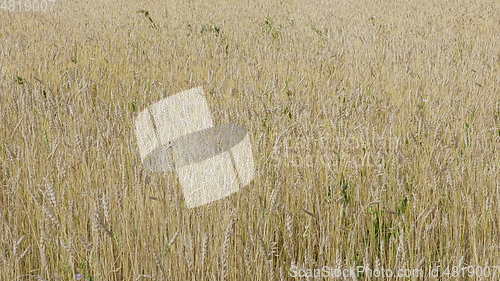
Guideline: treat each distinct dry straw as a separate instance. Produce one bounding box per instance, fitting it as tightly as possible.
[0,0,498,279]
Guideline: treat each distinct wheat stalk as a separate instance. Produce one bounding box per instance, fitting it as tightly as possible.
[396,229,407,268]
[201,233,209,268]
[279,266,286,281]
[44,182,57,209]
[41,204,59,228]
[101,193,110,225]
[285,212,295,261]
[168,231,179,248]
[221,213,236,281]
[183,236,194,276]
[269,187,281,213]
[39,227,48,278]
[40,181,59,228]
[92,202,112,239]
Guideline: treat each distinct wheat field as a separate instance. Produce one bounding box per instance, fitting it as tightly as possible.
[0,0,499,280]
